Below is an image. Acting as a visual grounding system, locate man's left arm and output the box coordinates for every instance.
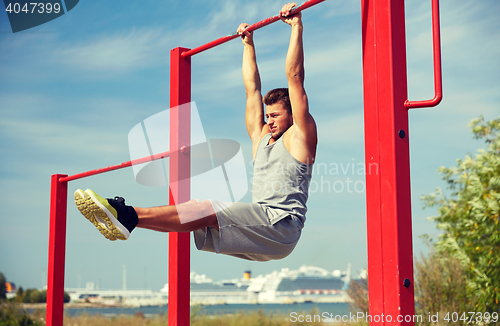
[281,3,317,161]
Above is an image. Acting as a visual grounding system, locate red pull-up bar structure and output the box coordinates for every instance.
[46,0,442,325]
[169,1,325,324]
[362,0,442,325]
[181,0,326,58]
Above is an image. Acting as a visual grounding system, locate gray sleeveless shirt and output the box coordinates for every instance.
[252,133,314,224]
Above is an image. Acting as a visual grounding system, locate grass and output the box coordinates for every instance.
[60,311,353,326]
[59,307,368,326]
[2,305,364,326]
[2,302,366,326]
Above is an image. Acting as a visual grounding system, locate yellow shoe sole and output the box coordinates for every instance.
[74,189,129,241]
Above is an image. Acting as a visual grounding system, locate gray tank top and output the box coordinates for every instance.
[252,133,313,224]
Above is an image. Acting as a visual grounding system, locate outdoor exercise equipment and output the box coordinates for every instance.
[46,0,442,325]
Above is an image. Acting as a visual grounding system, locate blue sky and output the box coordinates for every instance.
[0,0,498,291]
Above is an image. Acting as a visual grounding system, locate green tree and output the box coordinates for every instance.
[346,277,369,314]
[422,116,500,313]
[346,277,369,326]
[63,291,70,303]
[20,289,47,304]
[0,302,41,326]
[0,273,6,301]
[414,250,474,325]
[15,287,24,303]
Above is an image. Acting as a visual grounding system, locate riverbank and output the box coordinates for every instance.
[18,302,364,325]
[25,306,362,326]
[25,302,350,316]
[21,302,123,309]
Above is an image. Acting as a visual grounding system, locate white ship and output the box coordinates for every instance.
[65,282,168,307]
[247,265,351,304]
[160,271,252,305]
[163,264,351,305]
[65,265,351,306]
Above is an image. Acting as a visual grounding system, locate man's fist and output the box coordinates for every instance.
[237,23,253,46]
[279,2,302,26]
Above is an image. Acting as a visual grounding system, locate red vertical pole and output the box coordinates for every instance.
[361,0,415,325]
[168,47,191,325]
[46,174,68,326]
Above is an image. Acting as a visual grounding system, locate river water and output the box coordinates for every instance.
[64,302,350,318]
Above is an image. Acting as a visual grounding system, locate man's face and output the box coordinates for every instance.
[265,102,293,140]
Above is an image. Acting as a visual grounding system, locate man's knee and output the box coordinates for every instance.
[195,200,215,215]
[177,199,217,227]
[197,200,218,229]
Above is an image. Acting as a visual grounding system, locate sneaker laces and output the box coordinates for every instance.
[114,196,125,204]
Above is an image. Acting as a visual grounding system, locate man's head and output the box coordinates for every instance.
[263,88,293,140]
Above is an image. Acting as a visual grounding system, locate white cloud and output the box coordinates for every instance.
[306,41,361,75]
[0,117,123,157]
[317,114,364,147]
[54,29,172,74]
[321,0,360,18]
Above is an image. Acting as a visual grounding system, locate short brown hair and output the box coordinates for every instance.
[263,88,291,113]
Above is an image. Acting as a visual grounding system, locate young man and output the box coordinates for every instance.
[74,3,317,262]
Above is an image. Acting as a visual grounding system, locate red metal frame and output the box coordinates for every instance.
[362,0,415,322]
[46,174,68,326]
[362,0,441,325]
[60,149,175,183]
[361,0,414,325]
[46,0,442,324]
[46,152,184,325]
[405,0,442,109]
[168,47,192,326]
[181,0,325,58]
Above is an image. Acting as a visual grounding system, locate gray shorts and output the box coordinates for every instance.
[193,200,303,262]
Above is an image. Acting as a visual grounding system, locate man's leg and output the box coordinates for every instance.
[135,199,218,233]
[75,189,218,241]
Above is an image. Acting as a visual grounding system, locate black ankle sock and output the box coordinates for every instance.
[126,206,139,227]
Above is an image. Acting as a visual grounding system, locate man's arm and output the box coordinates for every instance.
[281,3,317,163]
[238,23,266,156]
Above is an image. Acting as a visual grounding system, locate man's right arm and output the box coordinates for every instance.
[238,24,266,157]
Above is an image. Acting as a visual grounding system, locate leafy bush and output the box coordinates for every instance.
[345,277,369,326]
[346,277,368,313]
[414,249,475,325]
[0,302,42,326]
[422,116,500,312]
[347,117,500,321]
[0,273,6,301]
[13,288,69,304]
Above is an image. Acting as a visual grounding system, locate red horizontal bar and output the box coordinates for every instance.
[405,0,442,109]
[59,149,174,183]
[181,0,325,57]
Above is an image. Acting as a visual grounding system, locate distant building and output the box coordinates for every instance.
[5,282,17,299]
[64,265,352,306]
